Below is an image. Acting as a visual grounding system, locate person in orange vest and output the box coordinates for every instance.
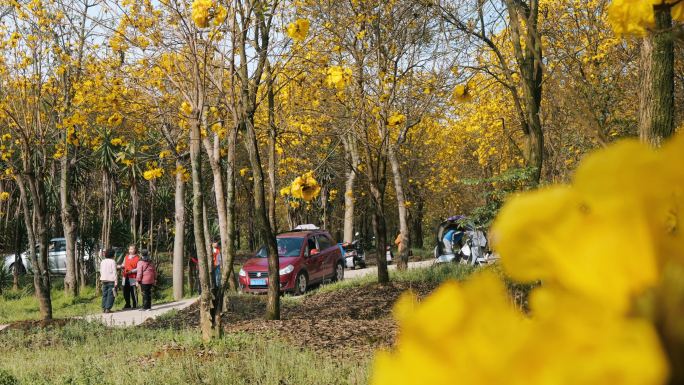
[212,239,222,287]
[119,244,140,309]
[394,233,403,251]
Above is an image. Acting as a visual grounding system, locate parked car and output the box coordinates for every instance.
[238,229,345,295]
[2,238,92,275]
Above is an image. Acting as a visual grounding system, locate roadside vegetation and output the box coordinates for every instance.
[0,321,368,385]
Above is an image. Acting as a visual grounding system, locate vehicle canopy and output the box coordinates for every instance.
[434,215,475,256]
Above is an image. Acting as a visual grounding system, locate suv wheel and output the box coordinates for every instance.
[333,262,344,282]
[294,272,308,295]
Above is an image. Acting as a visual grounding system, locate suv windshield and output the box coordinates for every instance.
[256,237,304,258]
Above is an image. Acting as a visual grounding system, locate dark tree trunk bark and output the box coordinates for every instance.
[411,199,424,249]
[640,5,675,147]
[244,117,280,320]
[16,174,52,320]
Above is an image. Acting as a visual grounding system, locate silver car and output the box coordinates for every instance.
[2,238,90,275]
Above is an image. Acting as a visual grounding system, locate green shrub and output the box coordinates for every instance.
[0,369,19,385]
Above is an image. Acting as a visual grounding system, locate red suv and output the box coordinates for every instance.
[238,230,345,295]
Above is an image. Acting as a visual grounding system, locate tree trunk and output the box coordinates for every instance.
[223,126,239,294]
[130,181,139,243]
[148,182,154,249]
[244,117,280,320]
[388,145,410,270]
[504,0,544,185]
[189,114,215,342]
[12,205,21,291]
[639,36,654,143]
[16,174,52,320]
[411,198,424,249]
[640,5,675,147]
[342,135,360,243]
[266,60,278,232]
[370,181,390,284]
[60,156,78,296]
[202,201,213,278]
[173,160,186,301]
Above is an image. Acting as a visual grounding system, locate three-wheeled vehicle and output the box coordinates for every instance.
[433,216,497,265]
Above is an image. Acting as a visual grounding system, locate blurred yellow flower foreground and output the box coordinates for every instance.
[372,133,684,385]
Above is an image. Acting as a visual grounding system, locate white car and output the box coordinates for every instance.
[2,238,91,275]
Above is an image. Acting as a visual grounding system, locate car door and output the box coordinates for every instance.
[315,235,335,280]
[54,239,67,274]
[303,236,322,282]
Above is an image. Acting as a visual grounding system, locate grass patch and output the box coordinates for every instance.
[311,262,477,296]
[0,321,368,385]
[0,280,191,324]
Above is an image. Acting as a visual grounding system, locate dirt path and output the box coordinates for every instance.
[344,259,434,279]
[0,324,8,332]
[83,297,197,327]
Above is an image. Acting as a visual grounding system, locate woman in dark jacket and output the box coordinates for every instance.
[135,249,157,311]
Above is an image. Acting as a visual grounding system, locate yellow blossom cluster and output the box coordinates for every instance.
[372,133,684,385]
[453,83,472,102]
[286,18,310,42]
[283,171,321,202]
[325,66,352,89]
[607,0,684,35]
[0,191,9,201]
[191,0,227,28]
[143,166,164,181]
[387,112,406,128]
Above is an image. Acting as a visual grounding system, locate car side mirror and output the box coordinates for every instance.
[310,248,320,256]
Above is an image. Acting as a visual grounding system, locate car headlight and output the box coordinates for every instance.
[279,264,294,275]
[239,268,246,277]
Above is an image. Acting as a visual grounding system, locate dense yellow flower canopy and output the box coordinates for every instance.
[607,0,684,35]
[286,18,310,42]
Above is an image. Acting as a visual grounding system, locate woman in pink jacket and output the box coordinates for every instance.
[136,249,157,311]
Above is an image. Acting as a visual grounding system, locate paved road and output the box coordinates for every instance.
[82,297,197,327]
[344,259,434,280]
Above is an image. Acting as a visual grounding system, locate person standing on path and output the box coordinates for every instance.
[136,249,157,311]
[100,249,118,313]
[120,245,140,309]
[212,240,222,287]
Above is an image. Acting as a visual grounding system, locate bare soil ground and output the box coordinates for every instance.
[144,281,440,356]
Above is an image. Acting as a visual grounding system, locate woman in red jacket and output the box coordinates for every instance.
[119,245,140,309]
[136,249,157,311]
